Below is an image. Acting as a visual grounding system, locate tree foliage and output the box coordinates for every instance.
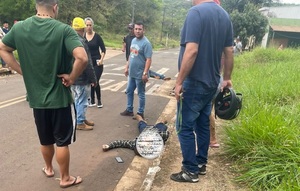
[230,3,268,43]
[222,0,277,47]
[0,0,191,44]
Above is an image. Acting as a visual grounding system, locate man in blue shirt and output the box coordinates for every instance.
[171,0,234,183]
[120,21,153,119]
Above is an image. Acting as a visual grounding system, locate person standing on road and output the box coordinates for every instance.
[171,0,234,183]
[84,17,106,108]
[120,21,153,119]
[0,0,87,188]
[122,23,170,82]
[71,17,97,131]
[122,23,135,62]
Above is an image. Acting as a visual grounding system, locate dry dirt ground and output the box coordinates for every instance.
[148,81,249,191]
[114,77,250,191]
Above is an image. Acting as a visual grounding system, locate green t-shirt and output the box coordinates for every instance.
[2,16,83,108]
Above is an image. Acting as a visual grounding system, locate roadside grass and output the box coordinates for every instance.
[223,48,300,190]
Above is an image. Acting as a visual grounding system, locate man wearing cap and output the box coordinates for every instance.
[71,17,97,131]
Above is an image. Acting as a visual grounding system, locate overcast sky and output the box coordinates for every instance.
[280,0,300,4]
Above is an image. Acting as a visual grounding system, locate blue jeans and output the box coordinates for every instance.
[138,121,168,133]
[176,78,217,174]
[126,77,146,114]
[71,85,89,124]
[149,70,165,79]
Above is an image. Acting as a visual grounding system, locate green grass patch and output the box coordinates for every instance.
[269,18,300,27]
[223,48,300,190]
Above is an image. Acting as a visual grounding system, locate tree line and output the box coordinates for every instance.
[0,0,284,46]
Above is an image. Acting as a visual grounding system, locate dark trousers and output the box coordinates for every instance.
[91,63,103,103]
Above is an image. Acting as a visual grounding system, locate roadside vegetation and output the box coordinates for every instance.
[223,48,300,190]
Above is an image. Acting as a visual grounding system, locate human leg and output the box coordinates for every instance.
[54,106,81,187]
[209,110,219,148]
[90,85,96,106]
[136,78,146,116]
[138,120,147,133]
[56,146,82,187]
[34,108,56,177]
[171,79,216,182]
[72,85,93,130]
[41,145,55,177]
[195,103,212,165]
[121,77,135,115]
[34,106,81,187]
[149,70,165,79]
[71,85,88,124]
[94,65,103,108]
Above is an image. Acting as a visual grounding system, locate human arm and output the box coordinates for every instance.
[142,58,151,83]
[122,36,126,52]
[58,47,88,87]
[0,41,22,74]
[174,42,198,101]
[98,34,106,65]
[124,58,129,77]
[221,46,234,90]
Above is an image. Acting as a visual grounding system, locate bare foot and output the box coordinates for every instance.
[60,176,82,188]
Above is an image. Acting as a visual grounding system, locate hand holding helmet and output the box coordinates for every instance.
[215,87,243,120]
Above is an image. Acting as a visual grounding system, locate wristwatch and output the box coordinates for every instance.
[143,72,147,76]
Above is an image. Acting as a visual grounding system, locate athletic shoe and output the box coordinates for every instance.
[76,123,93,131]
[170,168,199,183]
[120,110,134,116]
[84,120,94,126]
[88,102,96,107]
[198,165,206,175]
[97,101,103,108]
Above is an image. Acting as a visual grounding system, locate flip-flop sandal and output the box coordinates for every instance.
[209,143,220,148]
[60,176,82,188]
[42,167,54,178]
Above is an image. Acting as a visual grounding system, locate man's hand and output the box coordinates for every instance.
[91,82,97,87]
[124,63,129,77]
[174,84,183,102]
[220,80,232,92]
[57,74,74,87]
[142,75,148,83]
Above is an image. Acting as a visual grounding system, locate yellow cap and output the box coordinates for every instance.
[72,17,86,30]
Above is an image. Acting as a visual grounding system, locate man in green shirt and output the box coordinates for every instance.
[0,0,87,188]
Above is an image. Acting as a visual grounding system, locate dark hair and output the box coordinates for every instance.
[134,21,145,28]
[3,21,8,24]
[36,0,58,5]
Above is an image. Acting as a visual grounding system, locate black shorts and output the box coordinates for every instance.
[33,104,76,147]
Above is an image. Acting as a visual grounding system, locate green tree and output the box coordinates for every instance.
[230,3,268,43]
[0,0,35,24]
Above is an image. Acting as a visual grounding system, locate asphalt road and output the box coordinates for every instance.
[0,48,179,191]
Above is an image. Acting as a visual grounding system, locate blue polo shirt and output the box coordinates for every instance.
[179,2,233,89]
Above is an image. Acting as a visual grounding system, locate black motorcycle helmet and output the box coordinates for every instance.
[215,87,242,120]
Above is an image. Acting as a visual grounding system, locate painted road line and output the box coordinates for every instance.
[0,95,26,108]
